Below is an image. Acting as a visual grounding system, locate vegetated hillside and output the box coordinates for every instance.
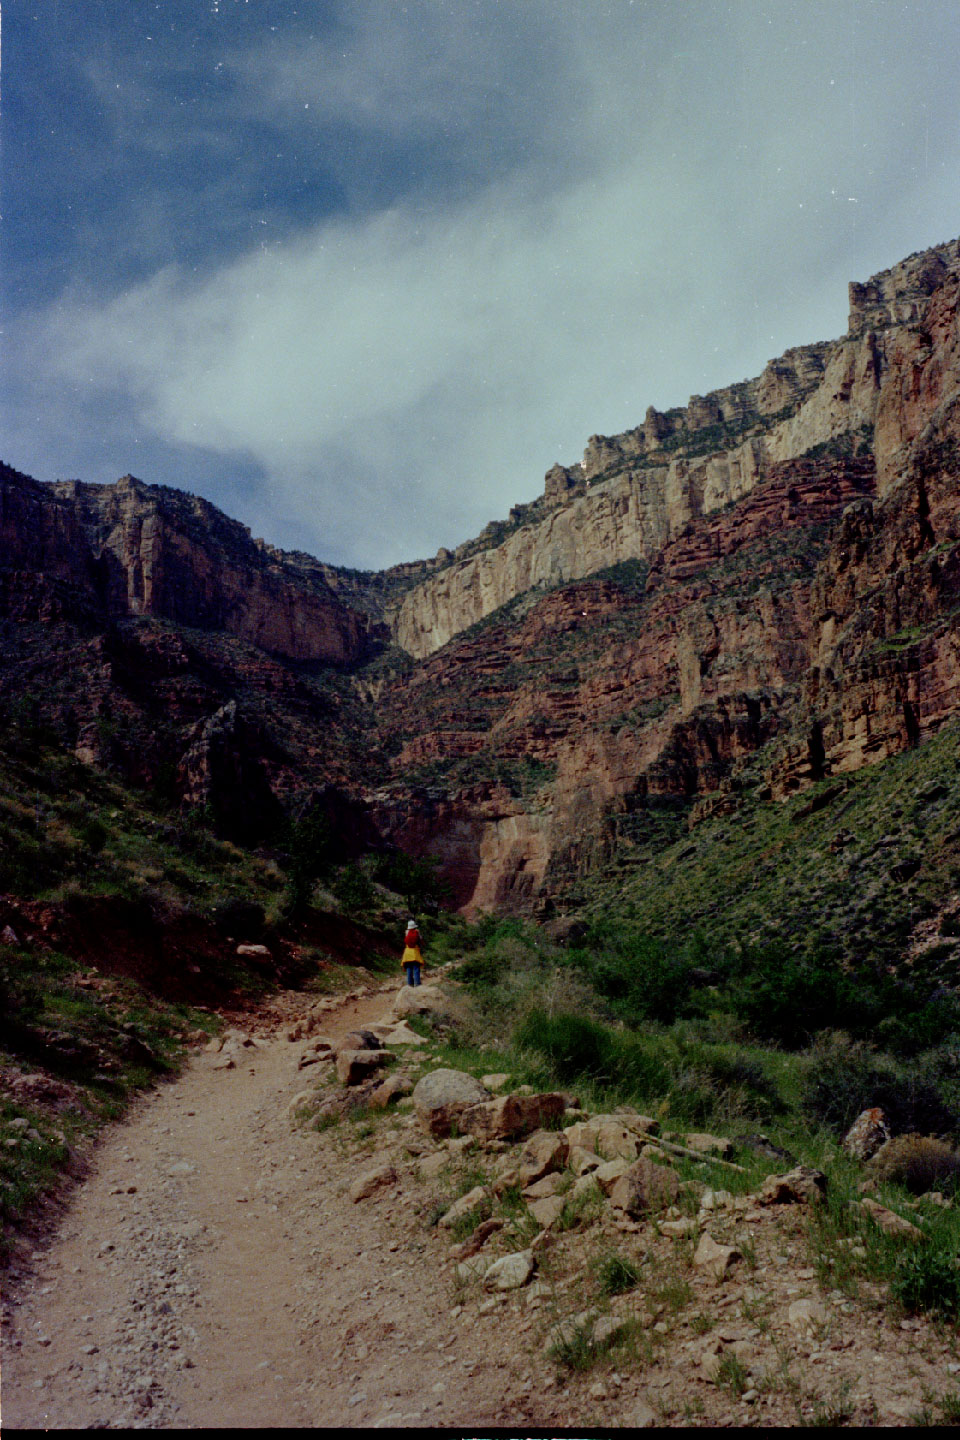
[0,713,449,1252]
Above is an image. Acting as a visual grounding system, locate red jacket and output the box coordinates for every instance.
[405,926,420,948]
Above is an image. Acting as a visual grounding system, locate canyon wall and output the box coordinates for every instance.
[4,236,960,913]
[0,468,368,666]
[393,239,960,659]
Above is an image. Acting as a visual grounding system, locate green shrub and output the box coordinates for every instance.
[797,1033,958,1136]
[730,943,867,1048]
[332,864,374,913]
[869,1135,960,1195]
[891,1248,960,1318]
[514,1009,616,1085]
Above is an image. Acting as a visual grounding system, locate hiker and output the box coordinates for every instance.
[401,918,423,987]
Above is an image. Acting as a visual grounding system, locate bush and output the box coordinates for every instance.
[797,1033,958,1136]
[869,1135,960,1195]
[891,1248,960,1318]
[514,1009,616,1085]
[730,943,867,1048]
[594,1251,641,1295]
[332,864,374,914]
[568,932,700,1026]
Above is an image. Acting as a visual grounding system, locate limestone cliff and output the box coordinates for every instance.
[393,240,960,660]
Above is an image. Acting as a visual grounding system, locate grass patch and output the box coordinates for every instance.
[594,1249,642,1296]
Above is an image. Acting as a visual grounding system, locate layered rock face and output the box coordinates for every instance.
[4,237,960,913]
[370,238,960,910]
[1,468,368,665]
[393,239,960,660]
[371,457,875,909]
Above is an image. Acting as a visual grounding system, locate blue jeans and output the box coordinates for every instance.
[404,962,421,987]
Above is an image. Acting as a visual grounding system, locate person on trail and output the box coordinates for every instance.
[401,919,424,987]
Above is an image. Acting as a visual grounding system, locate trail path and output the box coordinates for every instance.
[5,978,960,1430]
[1,981,532,1430]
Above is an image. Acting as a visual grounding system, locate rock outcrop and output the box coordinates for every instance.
[392,240,960,661]
[4,235,960,913]
[1,468,368,665]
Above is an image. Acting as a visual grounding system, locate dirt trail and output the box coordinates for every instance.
[1,981,531,1429]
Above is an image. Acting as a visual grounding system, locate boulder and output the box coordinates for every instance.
[594,1120,642,1161]
[595,1117,641,1163]
[336,1049,390,1086]
[298,1038,335,1070]
[483,1249,536,1290]
[456,1254,490,1283]
[480,1072,511,1091]
[859,1196,924,1240]
[392,985,445,1018]
[449,1218,503,1262]
[563,1120,600,1151]
[526,1194,566,1229]
[608,1157,680,1217]
[841,1107,891,1162]
[571,1173,602,1203]
[517,1129,569,1185]
[683,1132,734,1159]
[379,1021,423,1046]
[568,1145,603,1176]
[418,1151,448,1181]
[412,1069,491,1137]
[438,1185,489,1229]
[757,1165,827,1206]
[367,1073,414,1109]
[335,1029,383,1056]
[660,1217,699,1238]
[458,1092,567,1144]
[693,1231,741,1280]
[447,1135,477,1157]
[521,1173,565,1200]
[594,1156,634,1194]
[349,1163,397,1203]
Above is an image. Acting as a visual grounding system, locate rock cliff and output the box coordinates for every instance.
[393,240,960,660]
[4,236,960,912]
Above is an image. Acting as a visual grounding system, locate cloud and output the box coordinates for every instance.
[8,0,960,568]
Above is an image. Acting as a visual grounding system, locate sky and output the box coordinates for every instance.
[2,1,959,571]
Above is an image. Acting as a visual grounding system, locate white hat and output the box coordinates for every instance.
[407,918,416,928]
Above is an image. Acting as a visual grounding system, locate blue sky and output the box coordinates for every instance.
[3,0,959,569]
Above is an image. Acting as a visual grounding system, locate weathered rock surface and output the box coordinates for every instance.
[608,1157,680,1217]
[457,1093,567,1144]
[335,1049,390,1086]
[757,1165,827,1205]
[482,1249,536,1291]
[842,1108,891,1162]
[348,1163,397,1203]
[693,1231,741,1280]
[411,1069,491,1137]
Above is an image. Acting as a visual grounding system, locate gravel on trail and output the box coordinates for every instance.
[0,985,533,1430]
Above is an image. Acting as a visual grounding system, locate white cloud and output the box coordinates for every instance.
[11,0,960,568]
